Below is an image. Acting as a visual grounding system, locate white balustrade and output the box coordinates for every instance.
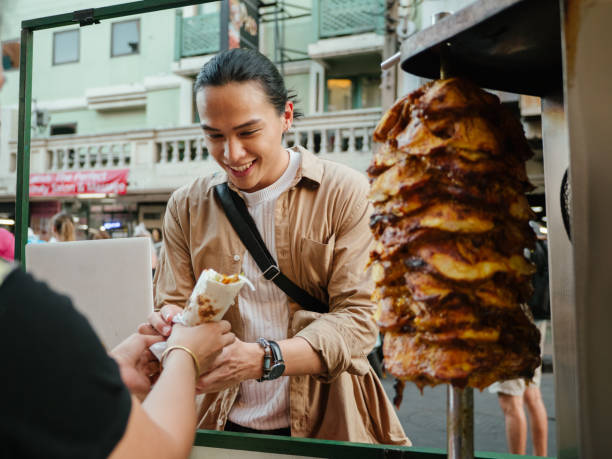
[171,140,179,163]
[320,128,327,154]
[185,139,193,162]
[5,108,382,185]
[348,127,356,153]
[50,149,58,170]
[195,137,204,161]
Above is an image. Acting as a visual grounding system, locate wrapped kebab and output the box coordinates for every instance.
[150,269,254,360]
[367,78,541,402]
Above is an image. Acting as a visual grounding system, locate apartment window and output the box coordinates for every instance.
[360,75,382,108]
[326,75,382,112]
[2,40,20,70]
[53,30,79,65]
[326,79,353,112]
[50,124,77,136]
[112,20,140,57]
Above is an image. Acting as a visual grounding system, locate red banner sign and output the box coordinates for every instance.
[29,169,129,197]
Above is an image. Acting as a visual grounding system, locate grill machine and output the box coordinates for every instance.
[383,0,612,457]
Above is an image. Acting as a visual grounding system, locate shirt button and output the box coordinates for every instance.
[233,254,240,262]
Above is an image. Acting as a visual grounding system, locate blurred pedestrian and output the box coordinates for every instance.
[133,223,158,273]
[27,228,45,244]
[489,222,550,456]
[50,212,76,242]
[93,230,111,240]
[151,228,163,259]
[0,228,15,261]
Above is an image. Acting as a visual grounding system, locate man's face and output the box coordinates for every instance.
[196,81,293,192]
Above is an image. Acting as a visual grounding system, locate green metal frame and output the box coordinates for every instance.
[14,0,217,266]
[192,430,542,458]
[15,2,541,458]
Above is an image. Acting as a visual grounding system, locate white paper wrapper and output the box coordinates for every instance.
[150,269,254,360]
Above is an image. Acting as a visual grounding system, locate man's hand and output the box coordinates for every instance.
[110,334,164,401]
[138,304,183,337]
[195,339,264,394]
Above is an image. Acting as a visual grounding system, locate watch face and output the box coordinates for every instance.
[269,363,285,379]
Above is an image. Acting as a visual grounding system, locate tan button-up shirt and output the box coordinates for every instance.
[154,146,410,445]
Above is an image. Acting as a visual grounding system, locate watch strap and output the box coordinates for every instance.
[268,340,284,364]
[256,338,272,382]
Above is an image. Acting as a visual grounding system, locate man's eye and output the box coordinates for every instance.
[239,130,259,137]
[206,133,223,140]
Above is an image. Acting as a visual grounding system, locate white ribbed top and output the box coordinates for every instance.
[227,149,300,430]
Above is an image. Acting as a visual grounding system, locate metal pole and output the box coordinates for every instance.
[14,27,34,266]
[381,52,401,71]
[433,12,452,80]
[447,386,474,459]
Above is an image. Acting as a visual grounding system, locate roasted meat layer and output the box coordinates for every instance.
[368,78,542,397]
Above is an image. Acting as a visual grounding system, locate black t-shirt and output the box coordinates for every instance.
[0,267,131,459]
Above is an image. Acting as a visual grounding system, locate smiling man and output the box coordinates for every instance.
[145,48,409,446]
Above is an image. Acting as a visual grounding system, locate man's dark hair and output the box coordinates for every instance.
[194,48,303,118]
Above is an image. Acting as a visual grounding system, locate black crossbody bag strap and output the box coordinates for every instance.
[214,183,328,314]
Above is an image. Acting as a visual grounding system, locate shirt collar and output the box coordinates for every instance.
[292,145,323,187]
[205,145,322,194]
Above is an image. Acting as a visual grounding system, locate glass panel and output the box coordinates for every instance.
[53,30,79,65]
[327,78,352,112]
[360,75,381,108]
[112,20,140,56]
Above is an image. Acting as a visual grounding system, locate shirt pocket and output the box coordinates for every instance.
[193,248,243,278]
[300,234,335,291]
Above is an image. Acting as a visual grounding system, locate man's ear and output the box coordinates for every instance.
[283,100,294,132]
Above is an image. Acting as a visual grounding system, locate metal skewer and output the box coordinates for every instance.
[432,10,475,459]
[447,386,474,458]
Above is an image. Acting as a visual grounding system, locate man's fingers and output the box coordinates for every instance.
[137,333,165,346]
[221,332,236,347]
[201,349,224,373]
[217,320,232,334]
[147,311,172,336]
[144,360,161,375]
[138,322,159,336]
[160,304,182,322]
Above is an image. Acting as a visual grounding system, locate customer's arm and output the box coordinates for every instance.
[109,321,234,459]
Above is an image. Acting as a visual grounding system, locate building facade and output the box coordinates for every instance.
[1,0,542,239]
[0,0,395,238]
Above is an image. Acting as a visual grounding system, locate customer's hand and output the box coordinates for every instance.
[167,320,235,375]
[195,338,263,394]
[138,304,183,337]
[110,333,164,401]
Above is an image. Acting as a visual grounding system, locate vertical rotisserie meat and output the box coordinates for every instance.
[368,78,541,398]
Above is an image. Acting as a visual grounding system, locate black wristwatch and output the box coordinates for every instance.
[256,338,285,381]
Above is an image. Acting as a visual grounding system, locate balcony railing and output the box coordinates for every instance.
[5,108,382,193]
[319,0,385,38]
[175,11,220,59]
